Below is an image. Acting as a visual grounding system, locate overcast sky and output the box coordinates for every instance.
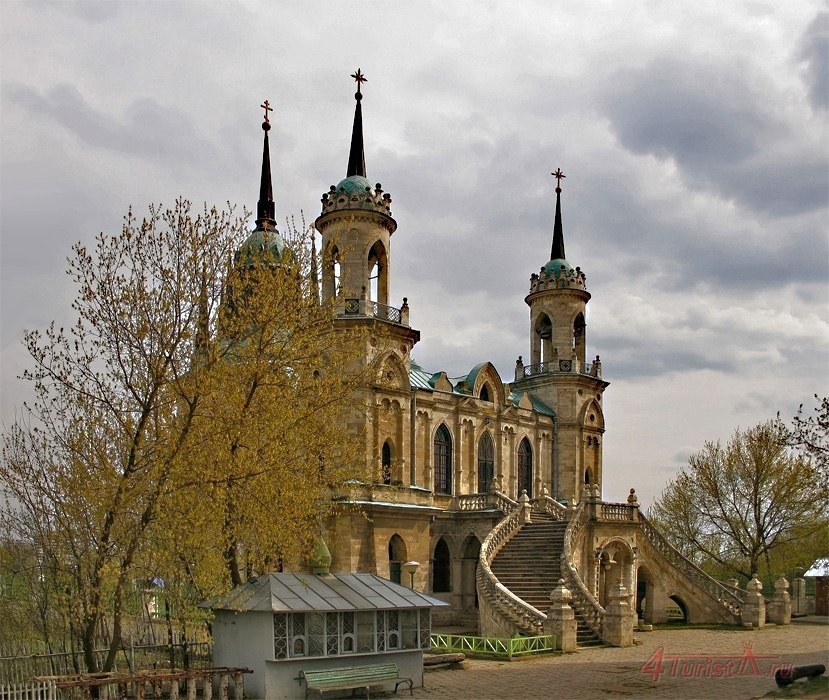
[1,0,827,507]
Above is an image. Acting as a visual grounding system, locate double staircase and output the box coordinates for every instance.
[489,511,603,646]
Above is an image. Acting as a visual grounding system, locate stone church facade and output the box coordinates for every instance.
[251,74,749,644]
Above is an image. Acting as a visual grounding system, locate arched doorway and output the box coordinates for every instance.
[388,534,407,585]
[477,432,494,493]
[432,539,451,593]
[461,536,481,614]
[518,437,533,497]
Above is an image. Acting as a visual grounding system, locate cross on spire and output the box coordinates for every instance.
[261,99,273,124]
[351,69,367,94]
[552,168,566,191]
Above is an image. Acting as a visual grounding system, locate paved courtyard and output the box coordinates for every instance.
[415,618,829,699]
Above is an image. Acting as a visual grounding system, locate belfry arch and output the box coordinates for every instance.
[367,239,389,305]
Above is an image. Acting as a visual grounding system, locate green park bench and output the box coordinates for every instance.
[300,662,413,699]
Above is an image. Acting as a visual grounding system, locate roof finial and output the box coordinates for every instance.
[346,70,367,178]
[351,68,367,99]
[550,168,566,261]
[261,99,273,128]
[256,99,276,230]
[552,167,565,192]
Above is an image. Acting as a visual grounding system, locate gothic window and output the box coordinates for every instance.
[477,431,495,493]
[382,440,392,485]
[518,437,533,497]
[584,468,591,485]
[480,383,491,402]
[433,424,452,495]
[433,538,451,592]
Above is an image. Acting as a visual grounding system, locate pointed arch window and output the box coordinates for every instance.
[382,441,392,485]
[480,384,491,402]
[477,432,495,493]
[433,424,452,495]
[433,538,451,592]
[518,437,533,497]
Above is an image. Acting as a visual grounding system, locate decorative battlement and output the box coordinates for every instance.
[320,182,393,216]
[528,265,587,294]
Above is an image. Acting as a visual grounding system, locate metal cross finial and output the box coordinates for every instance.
[351,69,367,93]
[261,100,273,124]
[552,168,566,187]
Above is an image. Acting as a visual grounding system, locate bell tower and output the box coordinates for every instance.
[313,70,420,356]
[513,170,608,502]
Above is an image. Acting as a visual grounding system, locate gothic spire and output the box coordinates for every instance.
[256,100,276,230]
[346,69,367,178]
[310,227,320,304]
[550,168,566,261]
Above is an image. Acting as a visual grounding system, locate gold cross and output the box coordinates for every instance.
[552,168,566,186]
[351,69,367,92]
[261,100,273,123]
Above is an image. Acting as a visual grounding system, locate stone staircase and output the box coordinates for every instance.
[490,511,603,646]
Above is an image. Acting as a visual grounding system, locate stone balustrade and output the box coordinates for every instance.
[638,512,742,617]
[560,501,605,638]
[478,504,546,635]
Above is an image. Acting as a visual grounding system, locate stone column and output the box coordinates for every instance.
[741,574,766,628]
[603,581,634,647]
[544,579,577,652]
[767,577,792,625]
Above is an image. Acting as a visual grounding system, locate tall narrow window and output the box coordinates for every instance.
[433,424,452,495]
[518,437,533,497]
[382,441,392,484]
[477,431,494,493]
[433,538,451,592]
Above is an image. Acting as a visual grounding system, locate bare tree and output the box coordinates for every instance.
[649,421,829,581]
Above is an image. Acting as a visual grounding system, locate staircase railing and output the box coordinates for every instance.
[478,502,546,635]
[531,494,568,520]
[638,512,742,617]
[560,501,605,638]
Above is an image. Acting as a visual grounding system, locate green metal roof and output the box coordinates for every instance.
[235,226,287,267]
[336,174,373,195]
[543,257,574,277]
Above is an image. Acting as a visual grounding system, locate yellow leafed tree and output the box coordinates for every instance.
[0,200,372,670]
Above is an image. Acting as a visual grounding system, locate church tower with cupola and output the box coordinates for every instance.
[512,170,608,503]
[314,72,419,376]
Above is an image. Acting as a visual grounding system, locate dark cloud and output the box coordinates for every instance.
[3,83,218,168]
[798,10,829,111]
[600,55,828,218]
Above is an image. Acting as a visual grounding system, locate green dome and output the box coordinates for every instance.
[235,226,287,268]
[336,174,373,195]
[543,258,574,277]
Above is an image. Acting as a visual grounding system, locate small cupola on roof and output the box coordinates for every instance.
[319,69,394,218]
[542,168,574,278]
[235,100,287,268]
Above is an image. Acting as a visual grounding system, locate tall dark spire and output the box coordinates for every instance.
[256,100,276,230]
[550,168,566,260]
[346,69,367,178]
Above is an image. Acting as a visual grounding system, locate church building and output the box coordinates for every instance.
[246,72,749,644]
